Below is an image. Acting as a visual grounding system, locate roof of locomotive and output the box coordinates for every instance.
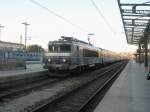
[48,36,105,51]
[48,36,89,44]
[48,36,101,50]
[47,36,121,57]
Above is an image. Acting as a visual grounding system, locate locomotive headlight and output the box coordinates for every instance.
[48,58,51,62]
[62,58,66,62]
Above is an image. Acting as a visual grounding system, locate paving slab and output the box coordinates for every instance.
[94,60,150,112]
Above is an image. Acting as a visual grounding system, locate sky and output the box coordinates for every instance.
[0,0,143,52]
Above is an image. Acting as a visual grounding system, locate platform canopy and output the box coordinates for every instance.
[118,0,150,45]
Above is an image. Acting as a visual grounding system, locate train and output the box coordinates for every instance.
[0,50,41,61]
[43,36,125,76]
[0,49,42,70]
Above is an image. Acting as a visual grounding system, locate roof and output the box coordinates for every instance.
[49,36,90,45]
[0,41,24,50]
[48,36,103,51]
[118,0,150,45]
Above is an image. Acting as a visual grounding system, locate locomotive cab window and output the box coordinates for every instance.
[60,44,71,52]
[49,45,53,52]
[48,45,59,52]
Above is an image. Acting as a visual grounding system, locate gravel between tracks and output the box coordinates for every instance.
[0,62,122,112]
[0,71,99,112]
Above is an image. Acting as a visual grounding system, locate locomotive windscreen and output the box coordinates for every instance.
[48,44,71,52]
[49,45,59,52]
[60,44,71,52]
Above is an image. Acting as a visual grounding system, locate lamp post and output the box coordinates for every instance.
[0,24,4,41]
[22,22,30,49]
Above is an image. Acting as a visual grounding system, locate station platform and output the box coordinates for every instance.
[94,60,150,112]
[0,64,47,83]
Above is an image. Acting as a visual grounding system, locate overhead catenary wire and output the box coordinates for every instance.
[29,0,88,33]
[90,0,116,36]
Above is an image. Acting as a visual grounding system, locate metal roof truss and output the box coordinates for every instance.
[118,0,150,45]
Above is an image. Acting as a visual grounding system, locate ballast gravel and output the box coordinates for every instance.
[0,71,101,112]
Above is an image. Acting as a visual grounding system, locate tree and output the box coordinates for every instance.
[27,44,45,52]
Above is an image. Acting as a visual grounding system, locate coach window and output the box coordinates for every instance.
[5,52,9,58]
[9,52,13,58]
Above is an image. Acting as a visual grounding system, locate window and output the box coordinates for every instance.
[60,44,71,52]
[9,52,13,58]
[48,44,71,52]
[5,52,9,58]
[54,45,59,52]
[48,45,59,52]
[77,46,79,51]
[49,45,53,52]
[83,49,98,57]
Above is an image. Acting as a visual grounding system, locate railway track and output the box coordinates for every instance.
[31,61,128,112]
[79,62,127,112]
[0,61,128,112]
[0,62,119,100]
[0,75,59,100]
[0,64,107,100]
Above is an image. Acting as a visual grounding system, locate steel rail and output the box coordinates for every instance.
[0,62,121,101]
[78,62,127,112]
[31,61,127,112]
[0,77,59,100]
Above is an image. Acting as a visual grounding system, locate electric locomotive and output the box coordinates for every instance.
[43,36,121,76]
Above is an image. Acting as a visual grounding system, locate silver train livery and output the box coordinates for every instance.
[43,36,123,76]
